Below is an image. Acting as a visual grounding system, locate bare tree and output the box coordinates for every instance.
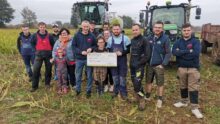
[21,7,37,27]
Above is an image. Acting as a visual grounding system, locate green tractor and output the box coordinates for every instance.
[71,1,109,29]
[139,0,201,45]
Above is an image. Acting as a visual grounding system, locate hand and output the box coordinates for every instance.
[50,58,54,63]
[156,65,164,69]
[190,49,193,53]
[87,48,92,53]
[116,51,122,56]
[82,51,87,55]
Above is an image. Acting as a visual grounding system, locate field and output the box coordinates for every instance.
[0,29,220,124]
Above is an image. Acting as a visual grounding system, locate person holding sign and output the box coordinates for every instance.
[106,24,131,100]
[72,20,97,98]
[130,24,151,110]
[93,36,108,95]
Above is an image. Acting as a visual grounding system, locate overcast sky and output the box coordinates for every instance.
[7,0,220,26]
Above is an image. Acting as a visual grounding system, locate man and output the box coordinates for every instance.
[145,21,171,108]
[89,20,99,37]
[30,22,55,92]
[130,24,151,110]
[17,25,35,81]
[72,20,97,98]
[51,24,60,42]
[172,23,203,119]
[106,24,131,100]
[51,23,60,80]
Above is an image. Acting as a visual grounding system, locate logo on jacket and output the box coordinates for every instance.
[149,40,153,44]
[157,41,161,45]
[87,38,92,43]
[187,43,193,49]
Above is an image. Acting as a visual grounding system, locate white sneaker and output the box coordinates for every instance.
[173,102,188,108]
[104,85,108,92]
[109,85,114,92]
[192,109,203,119]
[156,99,162,108]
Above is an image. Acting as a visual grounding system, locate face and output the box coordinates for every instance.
[57,50,63,57]
[53,27,59,33]
[103,24,109,31]
[90,24,95,31]
[97,38,105,48]
[182,27,192,39]
[103,30,110,41]
[132,25,141,37]
[112,26,121,36]
[38,24,46,34]
[60,30,68,38]
[153,24,163,36]
[22,27,29,36]
[81,22,90,34]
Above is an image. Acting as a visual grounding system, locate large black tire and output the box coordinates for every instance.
[201,40,207,53]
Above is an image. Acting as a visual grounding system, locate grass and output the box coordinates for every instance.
[0,29,220,123]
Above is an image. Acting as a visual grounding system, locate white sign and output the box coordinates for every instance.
[87,53,117,67]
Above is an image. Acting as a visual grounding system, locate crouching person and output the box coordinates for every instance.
[172,23,203,119]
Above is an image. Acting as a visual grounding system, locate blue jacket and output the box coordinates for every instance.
[72,31,97,60]
[147,33,171,66]
[52,38,75,62]
[17,32,35,55]
[172,36,201,69]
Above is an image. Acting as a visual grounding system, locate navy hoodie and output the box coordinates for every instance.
[172,36,201,69]
[72,31,97,60]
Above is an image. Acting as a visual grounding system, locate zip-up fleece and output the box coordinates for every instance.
[147,33,171,66]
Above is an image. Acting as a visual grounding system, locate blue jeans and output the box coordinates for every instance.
[75,59,93,93]
[22,54,35,77]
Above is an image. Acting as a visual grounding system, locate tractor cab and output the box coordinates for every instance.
[72,1,108,28]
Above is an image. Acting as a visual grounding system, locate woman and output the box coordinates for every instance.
[52,28,76,90]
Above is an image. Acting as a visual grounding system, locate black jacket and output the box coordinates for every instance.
[130,34,151,68]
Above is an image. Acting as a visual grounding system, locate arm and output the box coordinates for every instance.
[162,38,172,66]
[182,40,201,60]
[139,38,151,65]
[72,34,82,55]
[122,36,131,55]
[172,40,190,56]
[31,33,37,50]
[52,41,59,59]
[49,35,55,47]
[17,36,21,54]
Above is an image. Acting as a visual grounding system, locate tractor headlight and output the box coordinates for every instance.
[169,30,177,35]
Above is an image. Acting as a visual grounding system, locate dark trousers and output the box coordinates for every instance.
[22,54,35,77]
[104,68,113,85]
[67,64,76,87]
[130,65,145,93]
[32,55,52,89]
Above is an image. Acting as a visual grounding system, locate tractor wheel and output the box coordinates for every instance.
[211,40,220,65]
[201,40,207,53]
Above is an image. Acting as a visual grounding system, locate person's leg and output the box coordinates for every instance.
[67,64,76,87]
[86,62,93,96]
[188,68,203,118]
[22,55,32,78]
[177,68,189,104]
[32,55,43,90]
[145,66,154,99]
[118,57,128,98]
[155,66,165,108]
[111,66,120,96]
[75,60,84,94]
[44,57,52,86]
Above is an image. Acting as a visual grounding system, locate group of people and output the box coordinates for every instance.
[17,20,203,119]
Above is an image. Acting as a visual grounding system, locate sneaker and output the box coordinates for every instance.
[156,99,162,108]
[192,109,203,119]
[86,92,91,98]
[63,87,68,94]
[173,102,188,108]
[104,85,108,92]
[109,85,114,92]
